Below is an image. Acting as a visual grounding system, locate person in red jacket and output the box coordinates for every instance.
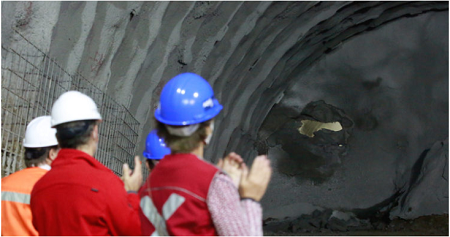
[1,116,59,236]
[30,91,143,236]
[139,129,245,235]
[148,72,272,236]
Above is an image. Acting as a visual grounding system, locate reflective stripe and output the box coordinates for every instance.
[162,194,185,220]
[141,196,167,236]
[140,193,185,236]
[1,191,30,204]
[151,186,205,202]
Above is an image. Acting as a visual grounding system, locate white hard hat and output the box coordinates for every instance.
[23,116,58,148]
[51,91,102,127]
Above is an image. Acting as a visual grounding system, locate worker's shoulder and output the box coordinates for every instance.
[76,165,123,190]
[31,167,122,198]
[2,168,45,190]
[94,168,122,185]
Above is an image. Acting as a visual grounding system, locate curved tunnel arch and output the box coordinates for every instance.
[211,1,447,161]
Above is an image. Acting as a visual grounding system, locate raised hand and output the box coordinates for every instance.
[239,155,272,202]
[217,152,243,187]
[122,156,143,192]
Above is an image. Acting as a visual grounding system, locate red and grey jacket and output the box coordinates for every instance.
[148,153,220,236]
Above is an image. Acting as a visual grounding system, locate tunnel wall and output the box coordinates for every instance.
[257,10,448,220]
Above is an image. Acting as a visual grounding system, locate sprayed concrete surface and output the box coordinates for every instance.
[2,1,448,233]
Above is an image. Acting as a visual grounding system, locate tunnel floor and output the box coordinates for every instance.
[264,214,448,236]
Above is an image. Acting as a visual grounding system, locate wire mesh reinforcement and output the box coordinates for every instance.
[1,30,140,177]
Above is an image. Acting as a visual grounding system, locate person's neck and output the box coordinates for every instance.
[190,143,204,159]
[76,143,96,157]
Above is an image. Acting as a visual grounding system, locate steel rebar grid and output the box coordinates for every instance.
[1,29,140,177]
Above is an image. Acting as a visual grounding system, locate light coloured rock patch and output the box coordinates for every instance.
[298,120,343,138]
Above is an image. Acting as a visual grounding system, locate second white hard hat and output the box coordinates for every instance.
[51,91,102,127]
[23,116,58,148]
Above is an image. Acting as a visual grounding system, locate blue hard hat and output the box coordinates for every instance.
[143,129,171,160]
[154,72,223,126]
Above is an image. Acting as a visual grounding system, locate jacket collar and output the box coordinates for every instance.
[38,164,51,171]
[52,148,111,172]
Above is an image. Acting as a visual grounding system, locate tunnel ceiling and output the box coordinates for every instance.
[2,1,448,222]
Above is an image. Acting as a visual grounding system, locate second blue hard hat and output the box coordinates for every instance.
[154,72,223,126]
[143,129,171,160]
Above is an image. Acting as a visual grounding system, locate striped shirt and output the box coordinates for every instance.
[207,173,263,236]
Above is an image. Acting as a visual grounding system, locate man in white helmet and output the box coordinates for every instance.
[1,116,59,236]
[30,91,143,236]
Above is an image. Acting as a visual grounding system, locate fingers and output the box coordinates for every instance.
[240,162,249,180]
[224,156,233,167]
[247,155,272,189]
[238,155,272,201]
[216,158,224,168]
[250,155,270,174]
[122,156,143,192]
[228,152,243,163]
[224,152,243,169]
[122,163,130,178]
[133,156,142,174]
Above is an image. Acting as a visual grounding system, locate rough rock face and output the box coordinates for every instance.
[2,1,448,224]
[390,139,449,219]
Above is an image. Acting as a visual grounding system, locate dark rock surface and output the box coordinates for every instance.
[264,214,448,236]
[258,7,448,222]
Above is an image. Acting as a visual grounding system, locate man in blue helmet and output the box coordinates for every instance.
[147,72,272,236]
[139,129,244,235]
[139,129,171,235]
[142,129,170,172]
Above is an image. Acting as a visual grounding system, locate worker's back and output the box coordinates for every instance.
[30,149,141,236]
[150,153,219,236]
[2,167,48,236]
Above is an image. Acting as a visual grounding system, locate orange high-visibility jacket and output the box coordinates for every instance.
[1,166,49,236]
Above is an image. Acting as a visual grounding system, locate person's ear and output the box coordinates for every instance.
[92,124,99,141]
[206,125,212,135]
[47,147,60,164]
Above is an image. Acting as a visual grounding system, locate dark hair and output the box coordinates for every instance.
[156,119,211,154]
[146,159,157,171]
[55,120,97,149]
[24,145,58,168]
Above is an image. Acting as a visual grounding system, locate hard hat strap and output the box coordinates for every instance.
[165,124,199,137]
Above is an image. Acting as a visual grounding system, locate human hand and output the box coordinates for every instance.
[218,152,243,187]
[122,156,143,192]
[239,155,272,201]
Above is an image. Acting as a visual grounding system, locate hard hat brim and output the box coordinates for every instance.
[154,101,223,126]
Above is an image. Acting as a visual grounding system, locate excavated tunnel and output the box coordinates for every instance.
[2,1,448,234]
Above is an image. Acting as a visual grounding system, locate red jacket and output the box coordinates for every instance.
[149,153,219,236]
[30,149,141,236]
[2,167,48,236]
